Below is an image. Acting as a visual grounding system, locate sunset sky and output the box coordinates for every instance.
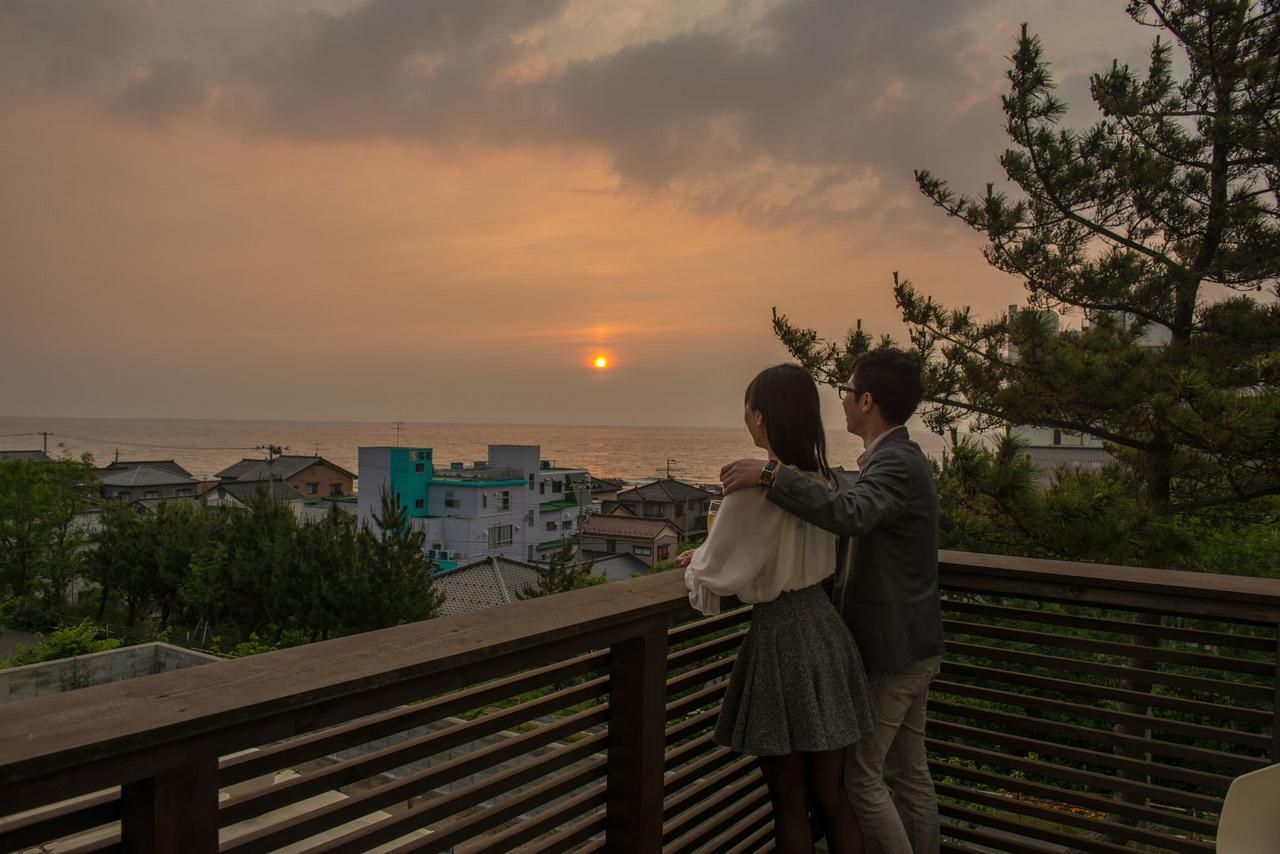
[1,1,1155,428]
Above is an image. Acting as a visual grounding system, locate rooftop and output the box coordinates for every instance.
[616,478,717,504]
[581,515,678,540]
[433,556,542,617]
[217,455,355,483]
[99,465,197,488]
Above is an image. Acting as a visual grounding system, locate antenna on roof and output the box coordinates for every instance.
[654,458,684,478]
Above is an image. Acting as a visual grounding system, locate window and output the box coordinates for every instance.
[606,539,617,554]
[657,545,670,561]
[527,545,535,560]
[528,474,535,490]
[547,520,557,531]
[488,524,513,546]
[500,491,510,510]
[482,494,488,509]
[307,482,319,495]
[144,490,159,498]
[414,498,424,509]
[553,480,563,493]
[444,490,458,509]
[540,481,546,495]
[116,491,129,499]
[330,484,343,496]
[644,503,664,518]
[415,462,425,473]
[633,545,652,556]
[176,488,192,496]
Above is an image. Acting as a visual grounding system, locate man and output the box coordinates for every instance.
[721,346,943,854]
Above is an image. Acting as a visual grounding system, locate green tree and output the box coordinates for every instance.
[0,456,98,617]
[520,541,602,598]
[1,618,122,668]
[774,1,1279,564]
[353,487,443,630]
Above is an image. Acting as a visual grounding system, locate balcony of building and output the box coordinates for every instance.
[1,552,1277,852]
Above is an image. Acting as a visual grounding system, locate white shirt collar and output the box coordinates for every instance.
[857,425,907,470]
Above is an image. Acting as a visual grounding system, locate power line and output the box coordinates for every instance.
[38,433,262,452]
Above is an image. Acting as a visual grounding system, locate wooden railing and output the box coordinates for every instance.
[0,552,1276,852]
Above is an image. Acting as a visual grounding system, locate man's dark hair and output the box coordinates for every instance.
[852,347,924,425]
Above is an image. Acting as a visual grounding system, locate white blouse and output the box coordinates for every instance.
[684,473,839,615]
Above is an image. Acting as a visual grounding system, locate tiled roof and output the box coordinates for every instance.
[102,460,193,478]
[1024,447,1115,470]
[217,455,355,482]
[435,557,543,617]
[216,480,305,503]
[583,551,652,582]
[100,466,197,488]
[615,478,716,504]
[590,476,625,490]
[581,515,677,540]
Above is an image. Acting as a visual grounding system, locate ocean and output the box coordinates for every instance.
[0,416,947,483]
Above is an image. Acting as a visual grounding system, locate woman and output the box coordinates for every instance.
[678,363,873,854]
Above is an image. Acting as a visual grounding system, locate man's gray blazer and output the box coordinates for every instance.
[766,428,943,674]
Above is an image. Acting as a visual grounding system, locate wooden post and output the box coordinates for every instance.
[605,622,669,852]
[1272,627,1280,765]
[120,759,219,853]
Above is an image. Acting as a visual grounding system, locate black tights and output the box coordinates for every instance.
[759,750,864,854]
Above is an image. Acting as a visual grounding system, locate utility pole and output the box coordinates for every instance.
[41,431,49,455]
[393,422,404,448]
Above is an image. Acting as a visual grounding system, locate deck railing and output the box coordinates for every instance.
[0,551,1276,852]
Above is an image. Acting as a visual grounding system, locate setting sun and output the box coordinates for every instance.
[593,355,609,369]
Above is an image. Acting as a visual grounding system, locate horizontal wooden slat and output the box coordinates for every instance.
[943,618,1274,676]
[929,759,1217,836]
[700,799,773,854]
[373,755,609,854]
[221,674,608,826]
[457,781,607,853]
[927,738,1225,814]
[540,808,607,852]
[942,599,1277,652]
[938,550,1280,621]
[724,814,774,854]
[945,640,1273,702]
[667,605,752,646]
[0,789,118,851]
[932,678,1273,752]
[936,782,1212,853]
[941,660,1275,726]
[941,815,1060,853]
[223,707,608,852]
[663,752,756,825]
[938,801,1134,854]
[930,699,1266,775]
[931,718,1233,792]
[665,772,769,852]
[219,648,608,786]
[666,627,749,673]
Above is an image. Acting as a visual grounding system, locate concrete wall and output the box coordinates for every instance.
[0,642,222,705]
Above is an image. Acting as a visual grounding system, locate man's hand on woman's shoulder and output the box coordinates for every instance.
[720,458,767,495]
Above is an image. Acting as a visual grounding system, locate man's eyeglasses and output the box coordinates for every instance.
[837,385,866,401]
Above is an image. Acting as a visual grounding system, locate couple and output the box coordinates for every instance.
[678,347,944,854]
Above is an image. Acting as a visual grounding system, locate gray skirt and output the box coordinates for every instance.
[714,584,875,756]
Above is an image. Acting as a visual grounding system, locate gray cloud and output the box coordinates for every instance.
[0,0,1148,227]
[106,57,207,126]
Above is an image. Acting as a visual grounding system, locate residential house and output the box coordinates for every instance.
[607,478,716,539]
[433,556,543,617]
[579,516,680,569]
[0,450,51,462]
[97,461,198,503]
[357,445,592,568]
[217,455,355,498]
[206,480,306,518]
[588,476,625,504]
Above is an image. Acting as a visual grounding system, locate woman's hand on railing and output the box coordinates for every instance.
[676,549,696,568]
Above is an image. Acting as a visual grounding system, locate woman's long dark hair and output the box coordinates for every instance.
[744,364,832,476]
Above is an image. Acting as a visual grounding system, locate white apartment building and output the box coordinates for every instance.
[357,444,593,569]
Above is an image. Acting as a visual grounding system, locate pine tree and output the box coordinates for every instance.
[520,541,601,599]
[775,1,1279,546]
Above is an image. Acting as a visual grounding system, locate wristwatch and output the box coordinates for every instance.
[758,460,779,488]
